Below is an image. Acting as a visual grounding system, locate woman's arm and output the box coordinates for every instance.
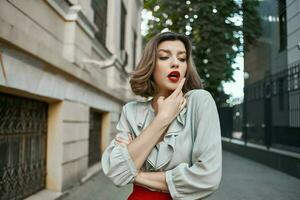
[118,78,186,171]
[115,135,169,191]
[134,171,169,192]
[126,115,169,170]
[103,78,186,187]
[164,90,222,199]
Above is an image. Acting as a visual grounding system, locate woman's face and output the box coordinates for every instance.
[153,40,187,95]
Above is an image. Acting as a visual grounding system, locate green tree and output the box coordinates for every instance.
[143,0,261,105]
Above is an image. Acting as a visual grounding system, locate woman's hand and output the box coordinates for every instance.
[134,171,169,192]
[114,133,133,147]
[156,78,187,125]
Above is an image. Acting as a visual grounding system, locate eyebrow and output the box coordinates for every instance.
[158,49,186,55]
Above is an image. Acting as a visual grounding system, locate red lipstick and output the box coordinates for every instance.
[168,71,180,82]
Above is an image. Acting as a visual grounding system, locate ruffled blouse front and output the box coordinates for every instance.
[101,89,222,200]
[137,94,188,171]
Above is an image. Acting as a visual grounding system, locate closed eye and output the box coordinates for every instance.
[178,58,186,62]
[159,56,169,60]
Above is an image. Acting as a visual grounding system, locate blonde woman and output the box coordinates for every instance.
[101,32,222,200]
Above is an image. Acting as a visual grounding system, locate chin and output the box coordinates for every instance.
[159,80,179,91]
[166,84,177,91]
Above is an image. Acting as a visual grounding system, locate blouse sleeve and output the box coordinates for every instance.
[165,91,222,200]
[101,105,138,187]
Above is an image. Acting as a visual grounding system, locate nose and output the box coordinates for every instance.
[171,57,179,68]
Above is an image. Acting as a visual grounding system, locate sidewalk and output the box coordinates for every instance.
[61,150,300,200]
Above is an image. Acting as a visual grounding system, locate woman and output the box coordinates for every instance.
[101,32,222,200]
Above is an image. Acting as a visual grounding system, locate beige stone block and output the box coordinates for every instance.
[111,111,121,122]
[1,50,43,92]
[77,156,88,180]
[75,25,92,56]
[74,46,89,67]
[47,102,64,192]
[61,156,89,190]
[61,161,78,190]
[63,43,76,62]
[62,100,89,122]
[9,0,65,41]
[64,22,76,43]
[37,70,67,99]
[63,140,88,163]
[0,0,64,57]
[63,122,89,143]
[63,21,76,62]
[101,112,112,153]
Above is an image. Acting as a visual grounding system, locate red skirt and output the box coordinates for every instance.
[127,184,172,200]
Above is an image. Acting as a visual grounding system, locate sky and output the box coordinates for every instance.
[141,8,245,103]
[223,56,244,100]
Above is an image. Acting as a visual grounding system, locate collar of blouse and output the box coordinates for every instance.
[132,90,194,170]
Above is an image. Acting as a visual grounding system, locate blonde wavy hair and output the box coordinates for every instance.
[129,32,203,98]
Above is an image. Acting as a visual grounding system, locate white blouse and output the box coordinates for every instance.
[101,89,222,200]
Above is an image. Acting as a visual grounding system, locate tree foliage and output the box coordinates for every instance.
[143,0,261,105]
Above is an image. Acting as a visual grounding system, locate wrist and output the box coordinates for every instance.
[134,172,146,185]
[155,114,170,127]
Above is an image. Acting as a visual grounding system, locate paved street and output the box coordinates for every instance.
[62,151,300,200]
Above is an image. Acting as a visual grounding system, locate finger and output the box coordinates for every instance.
[115,137,130,145]
[178,91,183,99]
[114,141,126,147]
[116,138,130,144]
[114,140,125,146]
[179,96,185,105]
[183,97,187,106]
[115,139,127,145]
[170,78,186,98]
[116,136,130,141]
[175,92,184,104]
[178,97,184,107]
[180,98,187,110]
[174,78,185,97]
[128,133,133,142]
[115,140,129,146]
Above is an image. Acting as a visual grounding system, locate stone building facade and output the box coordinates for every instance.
[0,0,143,199]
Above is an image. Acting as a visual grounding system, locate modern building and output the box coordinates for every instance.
[0,0,143,199]
[222,0,300,178]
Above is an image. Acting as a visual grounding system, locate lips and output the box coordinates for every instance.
[168,71,180,82]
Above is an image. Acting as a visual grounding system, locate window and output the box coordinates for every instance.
[88,110,102,167]
[92,0,108,46]
[278,0,287,51]
[133,31,137,69]
[120,2,127,50]
[0,93,48,199]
